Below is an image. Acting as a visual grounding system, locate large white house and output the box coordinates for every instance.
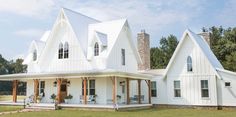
[0,8,236,109]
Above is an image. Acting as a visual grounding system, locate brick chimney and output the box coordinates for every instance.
[198,32,211,46]
[137,30,150,70]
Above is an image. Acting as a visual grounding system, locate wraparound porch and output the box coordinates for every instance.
[0,70,153,109]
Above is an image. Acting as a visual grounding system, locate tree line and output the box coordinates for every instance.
[150,26,236,72]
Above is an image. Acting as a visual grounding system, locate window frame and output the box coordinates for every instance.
[174,80,181,98]
[64,42,69,59]
[187,56,193,72]
[121,49,125,65]
[151,81,157,97]
[94,42,99,56]
[58,43,63,59]
[39,81,45,97]
[33,49,37,61]
[201,80,209,98]
[82,79,96,96]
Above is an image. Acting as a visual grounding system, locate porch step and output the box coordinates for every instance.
[26,104,56,110]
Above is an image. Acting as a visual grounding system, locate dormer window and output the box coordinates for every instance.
[33,49,37,61]
[64,42,69,59]
[58,43,63,59]
[187,56,192,72]
[94,42,99,56]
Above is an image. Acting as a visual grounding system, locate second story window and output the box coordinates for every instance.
[121,49,125,65]
[187,56,192,72]
[33,49,37,61]
[58,43,63,59]
[64,42,69,59]
[94,42,99,56]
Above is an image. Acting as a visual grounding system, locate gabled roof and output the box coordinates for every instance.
[62,8,100,55]
[164,29,223,77]
[95,31,107,46]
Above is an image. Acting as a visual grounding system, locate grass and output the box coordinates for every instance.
[1,108,236,117]
[0,106,22,112]
[0,95,26,101]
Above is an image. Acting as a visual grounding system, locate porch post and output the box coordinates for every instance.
[126,78,130,105]
[83,78,87,104]
[148,80,151,104]
[138,79,141,104]
[112,76,117,104]
[33,79,39,103]
[57,79,62,104]
[12,80,18,103]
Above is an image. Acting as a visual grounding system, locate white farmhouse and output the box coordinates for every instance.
[0,8,236,110]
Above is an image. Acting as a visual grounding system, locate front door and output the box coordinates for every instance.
[60,80,67,103]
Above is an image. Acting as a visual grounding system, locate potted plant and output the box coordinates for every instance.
[50,94,56,103]
[116,95,121,103]
[64,94,73,104]
[36,95,42,103]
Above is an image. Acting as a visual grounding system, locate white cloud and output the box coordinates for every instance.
[14,29,44,38]
[0,0,55,18]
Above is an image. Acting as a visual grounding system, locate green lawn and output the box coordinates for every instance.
[0,95,26,101]
[0,106,22,112]
[1,108,236,117]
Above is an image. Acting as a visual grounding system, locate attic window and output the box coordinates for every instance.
[187,56,192,72]
[58,43,63,59]
[33,50,37,61]
[94,42,99,56]
[225,82,231,87]
[64,42,69,59]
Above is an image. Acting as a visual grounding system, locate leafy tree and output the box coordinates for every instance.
[150,35,178,69]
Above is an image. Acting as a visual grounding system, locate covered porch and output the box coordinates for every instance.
[0,70,153,109]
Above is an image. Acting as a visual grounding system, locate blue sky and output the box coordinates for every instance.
[0,0,235,60]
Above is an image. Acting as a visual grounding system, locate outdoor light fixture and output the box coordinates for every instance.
[53,81,57,87]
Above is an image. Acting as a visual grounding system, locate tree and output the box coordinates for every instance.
[150,35,179,69]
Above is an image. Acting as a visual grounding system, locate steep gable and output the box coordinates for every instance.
[164,29,223,77]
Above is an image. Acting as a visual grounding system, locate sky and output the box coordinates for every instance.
[0,0,236,60]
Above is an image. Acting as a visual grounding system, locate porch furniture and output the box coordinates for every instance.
[26,95,34,104]
[130,95,144,103]
[80,95,96,104]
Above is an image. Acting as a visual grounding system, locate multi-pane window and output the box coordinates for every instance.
[89,80,95,95]
[82,80,95,95]
[174,80,181,97]
[121,49,125,65]
[151,81,157,97]
[187,56,193,72]
[33,50,37,61]
[94,42,99,56]
[201,80,209,98]
[64,42,69,59]
[40,81,45,97]
[58,43,63,59]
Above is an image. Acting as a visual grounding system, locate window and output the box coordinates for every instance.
[64,42,69,59]
[82,79,96,95]
[33,50,37,61]
[94,42,99,56]
[174,81,181,97]
[151,81,157,97]
[40,81,45,97]
[201,80,209,98]
[187,56,193,72]
[121,49,125,65]
[89,80,95,95]
[58,43,63,59]
[225,82,231,87]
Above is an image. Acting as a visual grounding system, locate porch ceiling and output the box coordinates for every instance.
[0,69,153,80]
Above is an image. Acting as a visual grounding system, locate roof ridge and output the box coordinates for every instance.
[62,7,101,22]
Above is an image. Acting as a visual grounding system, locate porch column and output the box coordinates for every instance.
[126,78,130,105]
[33,79,39,103]
[148,80,151,104]
[83,78,87,104]
[111,76,117,104]
[12,80,18,103]
[57,79,62,104]
[138,79,141,104]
